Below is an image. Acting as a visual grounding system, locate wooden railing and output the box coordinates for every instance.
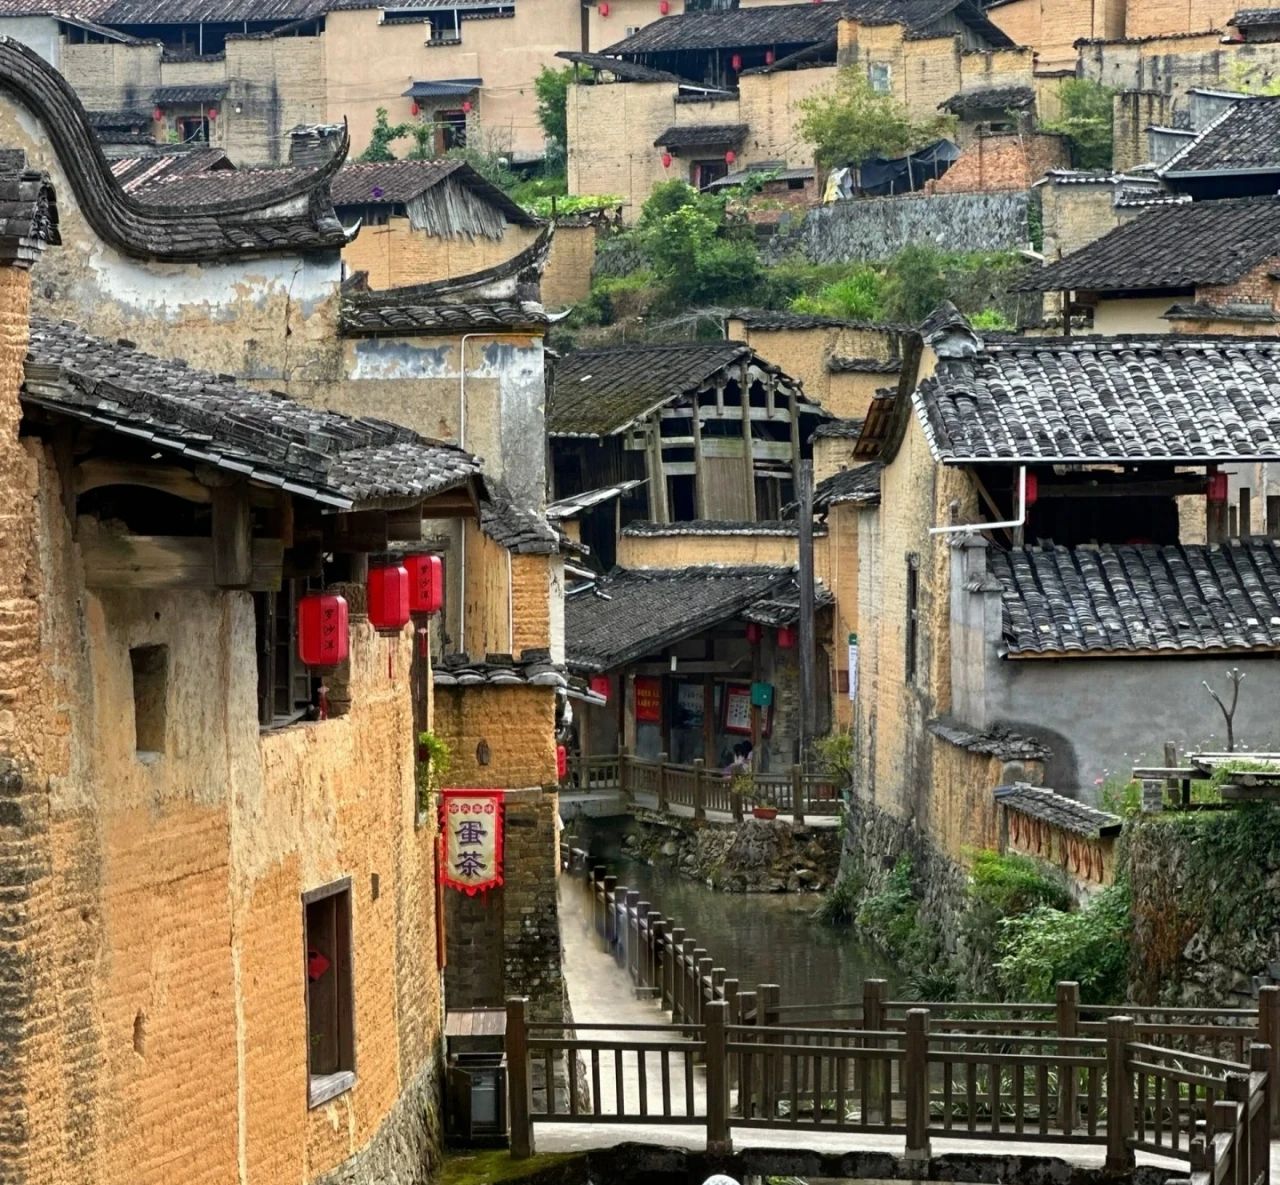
[563,749,841,821]
[513,861,1280,1168]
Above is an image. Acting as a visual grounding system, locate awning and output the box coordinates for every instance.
[402,78,482,100]
[152,84,228,106]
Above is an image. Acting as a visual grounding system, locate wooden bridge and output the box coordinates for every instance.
[507,861,1280,1185]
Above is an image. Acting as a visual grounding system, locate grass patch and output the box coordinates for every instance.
[442,1149,585,1185]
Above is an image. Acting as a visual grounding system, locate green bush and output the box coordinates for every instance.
[791,267,885,320]
[1040,79,1115,170]
[813,867,865,925]
[970,308,1012,331]
[970,850,1072,916]
[996,881,1131,1004]
[856,855,940,963]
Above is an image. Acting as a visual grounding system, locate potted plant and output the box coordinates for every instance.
[731,770,777,820]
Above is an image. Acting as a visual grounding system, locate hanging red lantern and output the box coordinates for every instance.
[777,625,797,649]
[152,106,164,121]
[1024,471,1038,508]
[765,49,775,64]
[599,1,609,13]
[659,0,669,11]
[462,99,472,113]
[731,52,743,71]
[589,674,611,702]
[661,151,673,169]
[367,564,411,633]
[207,107,218,120]
[411,101,420,116]
[1207,472,1229,503]
[297,593,350,667]
[745,622,763,645]
[556,744,568,780]
[724,149,736,165]
[404,553,444,615]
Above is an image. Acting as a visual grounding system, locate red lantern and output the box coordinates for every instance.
[207,107,218,120]
[297,593,350,667]
[589,674,611,701]
[724,149,736,165]
[462,99,472,113]
[1023,471,1038,508]
[745,622,763,644]
[367,564,411,633]
[731,52,742,71]
[765,49,775,64]
[411,101,420,116]
[1208,472,1229,503]
[599,1,609,13]
[661,151,672,169]
[404,553,443,615]
[777,625,797,649]
[556,744,568,780]
[659,0,669,11]
[152,106,164,121]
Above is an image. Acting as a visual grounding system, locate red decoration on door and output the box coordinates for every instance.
[731,53,742,71]
[777,625,796,649]
[411,101,420,116]
[588,674,611,701]
[1207,472,1228,503]
[745,622,763,644]
[635,675,661,722]
[404,553,443,615]
[307,949,331,981]
[462,99,473,113]
[367,565,410,633]
[297,593,350,667]
[556,744,568,780]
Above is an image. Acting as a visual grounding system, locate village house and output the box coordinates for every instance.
[838,305,1280,877]
[1153,92,1280,199]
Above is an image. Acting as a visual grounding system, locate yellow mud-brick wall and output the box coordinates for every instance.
[223,35,327,166]
[926,737,1036,866]
[823,502,860,729]
[434,684,558,786]
[1124,0,1235,37]
[60,40,162,109]
[342,218,542,290]
[616,530,811,575]
[827,369,896,422]
[738,65,837,165]
[813,433,860,483]
[984,0,1123,63]
[1039,180,1126,264]
[1006,816,1119,889]
[542,223,596,309]
[460,523,553,658]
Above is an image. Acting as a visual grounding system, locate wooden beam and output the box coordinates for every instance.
[386,506,424,541]
[646,414,669,524]
[739,372,756,521]
[692,399,707,519]
[329,511,388,552]
[75,459,211,503]
[211,484,253,588]
[788,383,801,495]
[80,531,283,591]
[1034,479,1209,499]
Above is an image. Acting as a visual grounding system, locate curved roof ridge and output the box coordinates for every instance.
[0,35,348,260]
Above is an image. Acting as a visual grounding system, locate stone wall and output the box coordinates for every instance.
[766,191,1032,264]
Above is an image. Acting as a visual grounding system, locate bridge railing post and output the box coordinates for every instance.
[625,891,640,982]
[590,866,604,938]
[668,926,685,1018]
[602,875,617,949]
[682,939,698,1029]
[760,983,781,1119]
[1258,985,1280,1136]
[635,900,650,988]
[1241,1059,1267,1185]
[863,978,888,1122]
[507,996,534,1158]
[693,951,710,1025]
[693,758,707,821]
[705,1000,733,1155]
[905,1007,931,1163]
[1057,980,1080,1132]
[649,916,665,995]
[723,977,740,1107]
[619,743,632,801]
[791,763,805,827]
[738,989,757,1119]
[1105,1015,1136,1174]
[657,752,669,812]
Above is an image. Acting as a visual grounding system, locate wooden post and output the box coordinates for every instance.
[1244,1057,1267,1185]
[626,891,641,982]
[1230,504,1239,537]
[619,743,632,802]
[1258,986,1280,1135]
[738,370,757,520]
[507,997,534,1158]
[613,886,629,968]
[797,459,817,763]
[693,758,707,821]
[692,394,707,519]
[723,977,741,1108]
[1164,741,1180,807]
[791,763,805,826]
[760,983,781,1119]
[1242,488,1253,538]
[738,989,757,1119]
[1105,1016,1136,1174]
[1057,981,1080,1132]
[1267,494,1280,538]
[650,916,665,996]
[864,978,887,1121]
[656,751,669,812]
[602,876,617,949]
[712,967,726,1001]
[667,927,685,1019]
[1212,1098,1240,1185]
[682,939,698,1028]
[905,1008,931,1162]
[693,950,710,1023]
[705,1000,733,1154]
[211,483,253,587]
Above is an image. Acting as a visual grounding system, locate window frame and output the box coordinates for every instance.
[868,61,892,94]
[303,877,356,1108]
[129,643,169,757]
[905,553,920,684]
[254,577,321,730]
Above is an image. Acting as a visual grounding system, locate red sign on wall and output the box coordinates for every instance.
[635,676,662,723]
[439,790,505,895]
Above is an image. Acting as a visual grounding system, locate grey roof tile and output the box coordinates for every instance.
[740,580,833,627]
[929,716,1051,761]
[827,354,901,373]
[990,541,1280,657]
[1230,7,1280,26]
[151,83,228,105]
[941,85,1035,114]
[1159,96,1280,175]
[622,519,820,537]
[331,158,537,225]
[654,123,747,149]
[993,784,1122,837]
[556,50,694,84]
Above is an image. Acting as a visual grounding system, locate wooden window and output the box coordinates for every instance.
[176,114,209,143]
[304,878,355,1107]
[691,158,728,188]
[253,579,320,729]
[905,554,920,684]
[869,62,891,93]
[434,109,468,153]
[130,644,168,755]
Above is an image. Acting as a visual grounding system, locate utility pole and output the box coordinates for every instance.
[797,460,816,768]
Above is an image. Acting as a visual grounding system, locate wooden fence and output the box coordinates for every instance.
[510,860,1280,1171]
[564,749,840,821]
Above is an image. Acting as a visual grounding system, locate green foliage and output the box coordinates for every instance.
[416,730,453,816]
[522,191,621,218]
[816,726,855,787]
[798,67,956,168]
[1026,195,1045,252]
[442,145,520,191]
[970,851,1072,916]
[360,106,412,162]
[1040,80,1115,170]
[970,307,1013,331]
[792,267,885,320]
[856,855,941,965]
[813,867,865,925]
[534,64,578,150]
[996,881,1132,1004]
[882,243,949,323]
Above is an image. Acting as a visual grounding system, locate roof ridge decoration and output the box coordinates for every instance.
[920,301,981,358]
[0,35,349,261]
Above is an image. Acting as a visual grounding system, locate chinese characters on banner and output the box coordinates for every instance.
[635,676,662,723]
[848,635,859,702]
[440,790,505,894]
[723,684,753,735]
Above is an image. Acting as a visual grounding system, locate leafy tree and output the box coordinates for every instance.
[360,106,412,162]
[883,244,949,324]
[1040,79,1115,170]
[534,64,578,150]
[798,68,956,168]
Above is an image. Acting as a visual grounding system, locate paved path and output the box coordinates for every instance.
[556,880,1280,1172]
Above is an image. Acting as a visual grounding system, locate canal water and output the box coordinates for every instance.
[564,825,895,1006]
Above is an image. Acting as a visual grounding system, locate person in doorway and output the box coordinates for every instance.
[724,740,753,777]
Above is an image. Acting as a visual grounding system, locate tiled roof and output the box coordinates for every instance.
[941,85,1035,114]
[729,307,910,332]
[550,341,781,437]
[739,35,836,75]
[479,484,559,555]
[993,784,1122,837]
[87,107,152,128]
[0,151,58,266]
[990,542,1280,657]
[433,649,566,690]
[740,580,833,627]
[565,565,796,672]
[1231,7,1280,26]
[546,480,646,520]
[808,463,882,513]
[1159,96,1280,175]
[621,519,819,537]
[705,164,815,189]
[152,83,228,105]
[110,147,231,193]
[654,123,747,149]
[131,164,313,206]
[23,318,482,511]
[0,38,346,260]
[331,158,537,225]
[1164,300,1280,323]
[812,417,865,439]
[929,717,1051,761]
[98,0,319,22]
[555,50,693,84]
[828,354,901,373]
[1016,197,1280,292]
[914,331,1280,463]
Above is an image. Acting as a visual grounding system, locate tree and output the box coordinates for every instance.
[1040,79,1115,170]
[534,65,578,150]
[797,68,956,168]
[360,106,412,162]
[883,244,949,324]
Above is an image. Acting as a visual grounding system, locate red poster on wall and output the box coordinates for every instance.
[439,790,504,895]
[635,676,662,723]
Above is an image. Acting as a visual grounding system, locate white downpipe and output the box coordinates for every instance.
[928,465,1027,536]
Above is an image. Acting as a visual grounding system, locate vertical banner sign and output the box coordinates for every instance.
[635,676,662,723]
[848,633,859,702]
[440,790,504,895]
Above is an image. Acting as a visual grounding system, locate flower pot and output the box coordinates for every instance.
[752,805,778,820]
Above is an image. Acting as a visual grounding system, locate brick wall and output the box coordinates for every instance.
[1197,256,1280,308]
[1112,89,1168,172]
[542,224,596,309]
[61,41,161,110]
[224,35,326,165]
[932,132,1069,194]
